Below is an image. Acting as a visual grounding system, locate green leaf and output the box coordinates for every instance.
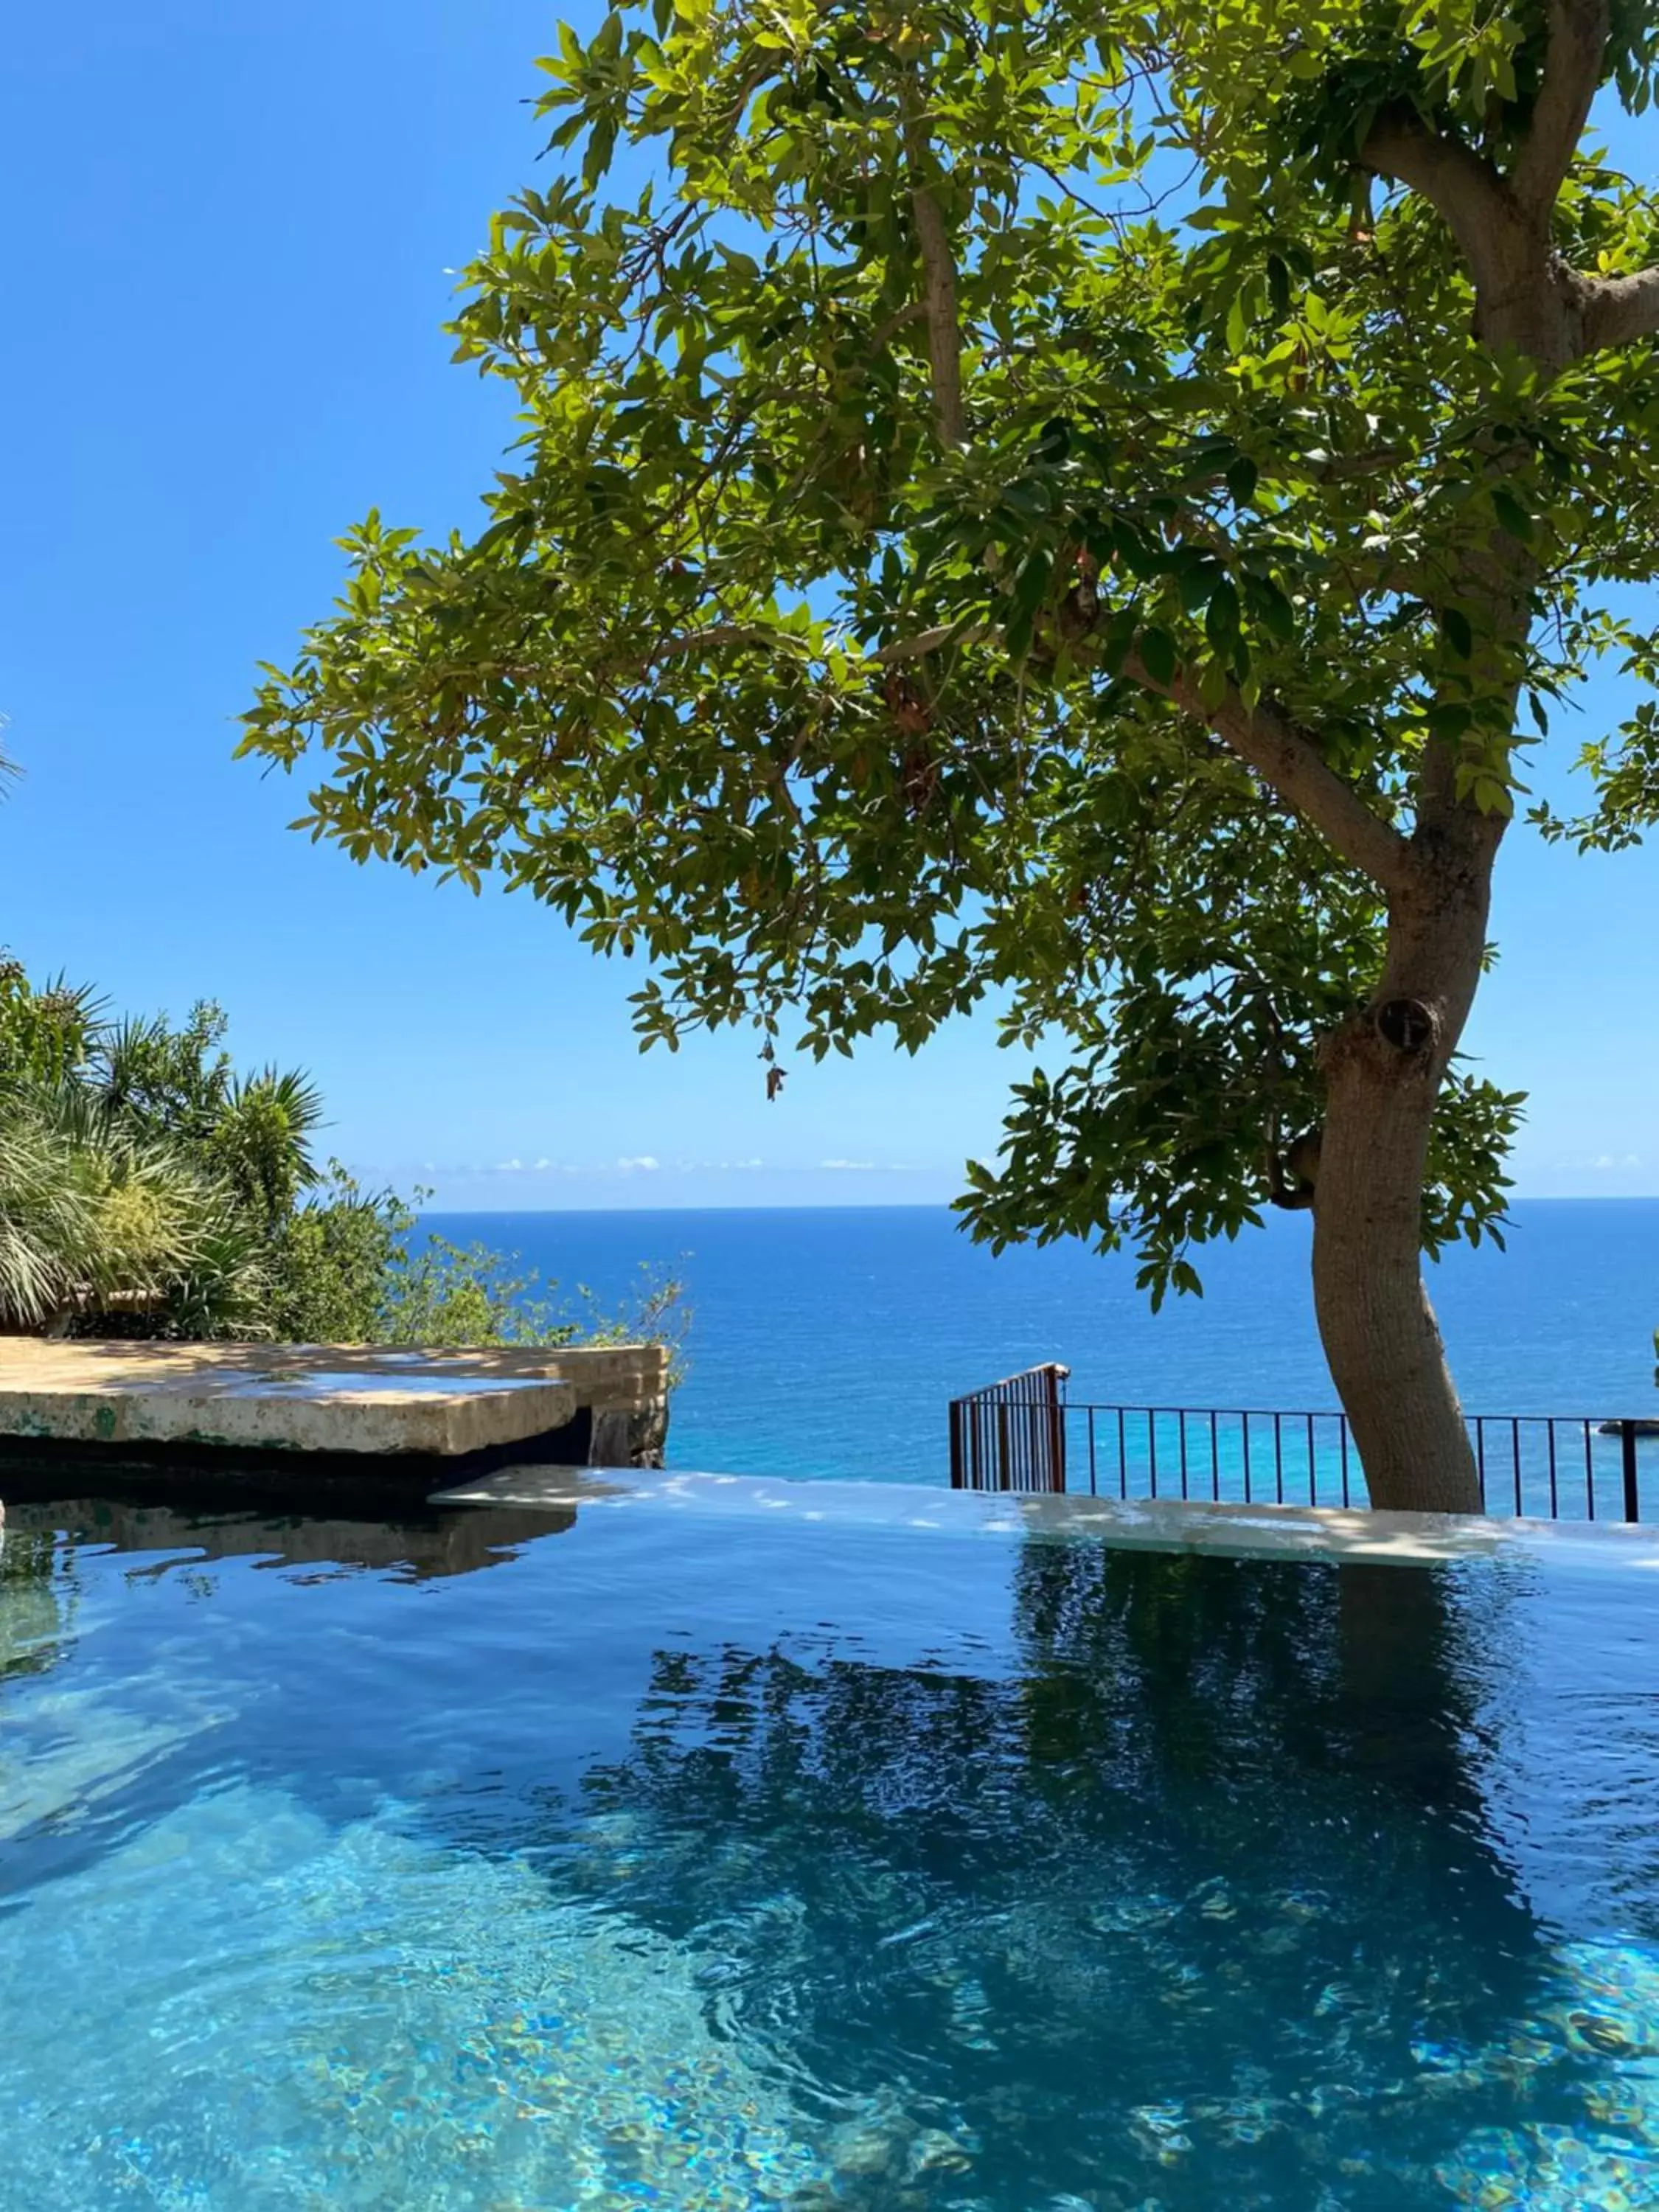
[1098,602,1141,676]
[1204,580,1240,644]
[1138,627,1178,687]
[1425,703,1473,740]
[582,116,618,188]
[1011,547,1054,627]
[1178,558,1222,613]
[1250,580,1296,644]
[1266,253,1291,322]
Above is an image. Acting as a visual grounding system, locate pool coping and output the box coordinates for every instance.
[428,1464,1659,1570]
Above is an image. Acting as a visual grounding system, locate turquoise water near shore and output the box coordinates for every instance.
[13,1477,1659,2206]
[424,1200,1659,1485]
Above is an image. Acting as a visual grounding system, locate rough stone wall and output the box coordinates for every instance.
[536,1344,671,1469]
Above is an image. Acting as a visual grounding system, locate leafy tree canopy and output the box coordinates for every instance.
[243,0,1659,1307]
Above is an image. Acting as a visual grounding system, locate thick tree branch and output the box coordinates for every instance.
[900,86,967,450]
[1267,1125,1322,1210]
[1360,111,1525,299]
[1127,654,1416,894]
[644,622,1411,892]
[1582,265,1659,349]
[1511,0,1610,217]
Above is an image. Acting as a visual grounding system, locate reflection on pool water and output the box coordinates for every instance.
[3,1478,1659,2210]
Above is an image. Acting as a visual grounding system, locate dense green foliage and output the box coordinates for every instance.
[0,958,685,1357]
[0,964,319,1336]
[240,0,1659,1321]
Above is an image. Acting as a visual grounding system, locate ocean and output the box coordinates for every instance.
[425,1200,1659,1485]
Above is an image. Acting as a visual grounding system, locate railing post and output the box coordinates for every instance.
[948,1399,964,1489]
[1046,1363,1067,1495]
[1621,1420,1641,1525]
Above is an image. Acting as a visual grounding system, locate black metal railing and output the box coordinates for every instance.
[947,1363,1069,1494]
[949,1366,1657,1523]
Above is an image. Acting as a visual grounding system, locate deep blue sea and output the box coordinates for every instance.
[425,1200,1659,1484]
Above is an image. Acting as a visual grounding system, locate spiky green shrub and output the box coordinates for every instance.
[0,957,687,1360]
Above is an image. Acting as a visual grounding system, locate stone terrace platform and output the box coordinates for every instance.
[0,1339,669,1475]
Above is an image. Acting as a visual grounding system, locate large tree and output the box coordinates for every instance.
[243,0,1659,1511]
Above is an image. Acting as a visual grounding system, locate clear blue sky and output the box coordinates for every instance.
[2,4,1655,1211]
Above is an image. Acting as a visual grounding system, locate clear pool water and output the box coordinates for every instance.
[4,1477,1659,2210]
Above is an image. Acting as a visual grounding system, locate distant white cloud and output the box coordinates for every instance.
[820,1159,921,1172]
[495,1158,524,1172]
[616,1155,661,1172]
[534,1157,553,1170]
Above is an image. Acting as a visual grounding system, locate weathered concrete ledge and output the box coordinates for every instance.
[0,1339,669,1472]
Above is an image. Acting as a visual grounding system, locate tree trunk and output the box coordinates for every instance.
[1310,841,1497,1515]
[1309,95,1586,1514]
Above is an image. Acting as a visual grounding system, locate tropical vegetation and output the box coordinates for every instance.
[242,0,1659,1510]
[0,955,684,1357]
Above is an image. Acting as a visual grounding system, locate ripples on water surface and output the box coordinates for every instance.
[3,1478,1659,2208]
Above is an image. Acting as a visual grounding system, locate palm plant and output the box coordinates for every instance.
[212,1066,325,1227]
[0,958,100,1087]
[0,957,686,1358]
[0,1089,100,1328]
[83,1008,323,1222]
[150,1197,271,1340]
[84,1004,232,1141]
[0,1079,246,1333]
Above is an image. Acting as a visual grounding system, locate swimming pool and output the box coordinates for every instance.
[3,1470,1659,2210]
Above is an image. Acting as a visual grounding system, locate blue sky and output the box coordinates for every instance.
[2,4,1656,1211]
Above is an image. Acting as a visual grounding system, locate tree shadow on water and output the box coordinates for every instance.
[549,1541,1647,2209]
